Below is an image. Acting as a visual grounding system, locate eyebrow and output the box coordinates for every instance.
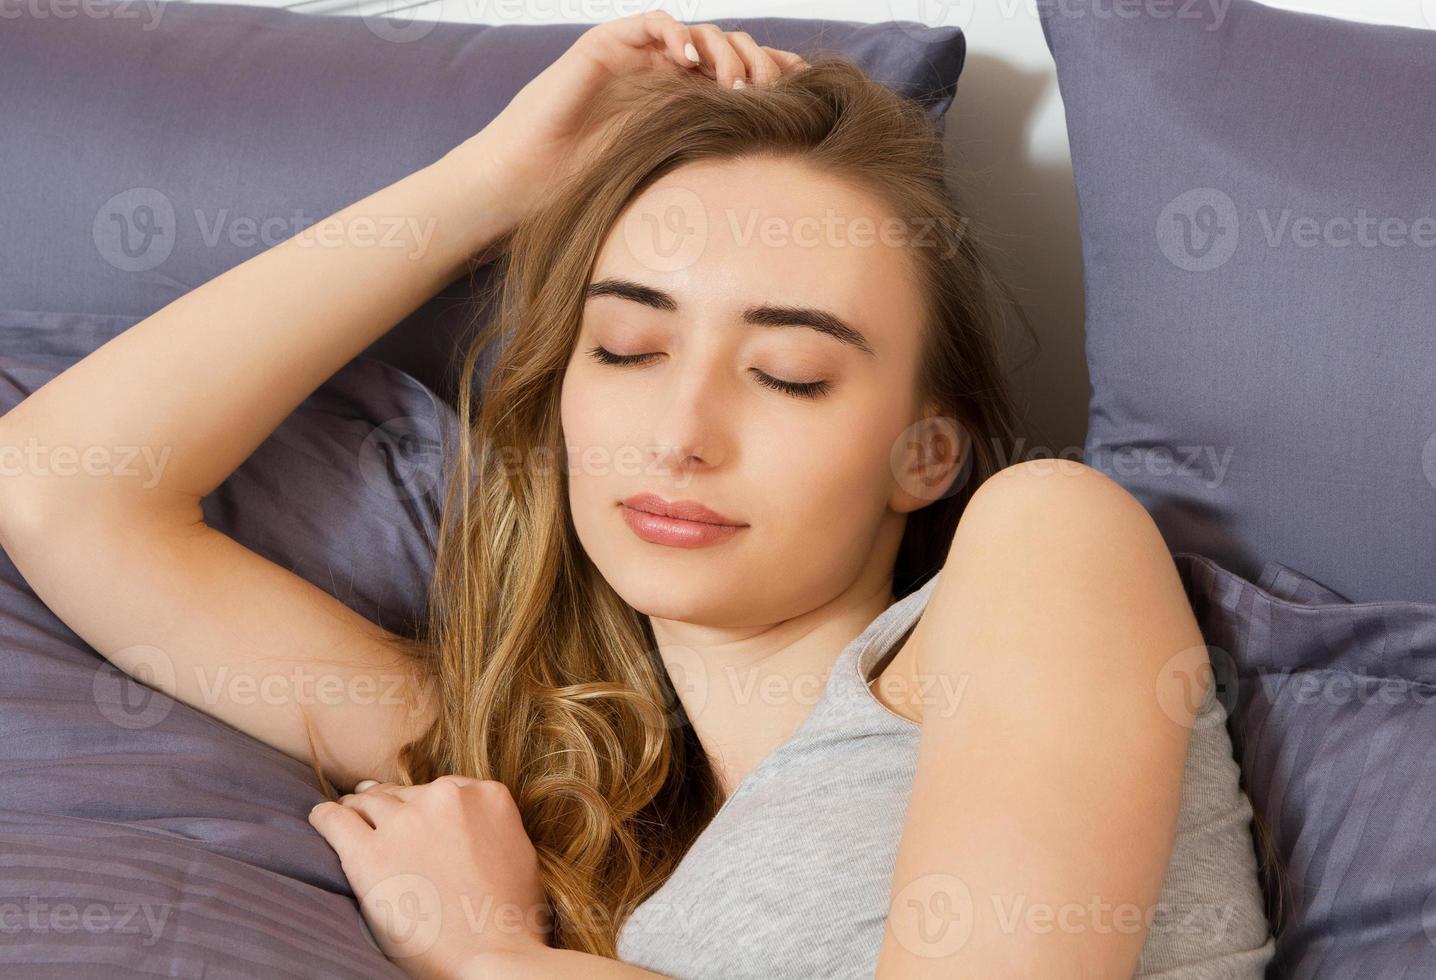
[584,277,876,357]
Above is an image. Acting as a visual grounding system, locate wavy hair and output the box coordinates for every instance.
[306,51,1283,956]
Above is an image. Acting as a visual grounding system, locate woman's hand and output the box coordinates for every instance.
[308,775,549,980]
[443,11,810,227]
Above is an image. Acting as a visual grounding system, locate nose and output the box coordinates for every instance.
[645,355,730,474]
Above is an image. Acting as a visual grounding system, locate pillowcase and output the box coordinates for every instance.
[0,310,452,976]
[1039,0,1436,603]
[0,1,968,405]
[1175,551,1436,976]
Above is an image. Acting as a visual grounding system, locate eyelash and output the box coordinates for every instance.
[585,345,833,400]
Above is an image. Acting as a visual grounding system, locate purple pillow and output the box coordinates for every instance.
[1176,552,1436,977]
[0,311,449,976]
[1040,0,1436,604]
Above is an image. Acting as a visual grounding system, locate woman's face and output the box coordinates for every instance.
[560,156,947,627]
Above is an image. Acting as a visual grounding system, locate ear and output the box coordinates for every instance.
[888,407,973,514]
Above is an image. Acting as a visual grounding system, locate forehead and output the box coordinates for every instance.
[590,157,926,353]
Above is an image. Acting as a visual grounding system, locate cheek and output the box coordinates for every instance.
[560,373,640,508]
[757,410,897,519]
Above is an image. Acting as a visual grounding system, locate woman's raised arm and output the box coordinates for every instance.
[0,136,516,792]
[0,10,808,795]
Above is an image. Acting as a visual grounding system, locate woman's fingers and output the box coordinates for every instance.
[763,46,810,74]
[724,30,782,87]
[307,800,372,861]
[599,10,808,89]
[688,23,751,89]
[337,787,406,828]
[591,10,693,71]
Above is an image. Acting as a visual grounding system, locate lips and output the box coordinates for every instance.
[620,493,747,527]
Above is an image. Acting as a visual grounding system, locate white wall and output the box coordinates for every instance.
[231,0,1434,454]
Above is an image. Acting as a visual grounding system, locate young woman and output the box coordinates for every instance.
[0,11,1278,979]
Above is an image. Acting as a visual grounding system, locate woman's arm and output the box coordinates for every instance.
[0,11,807,795]
[874,459,1200,976]
[0,133,517,791]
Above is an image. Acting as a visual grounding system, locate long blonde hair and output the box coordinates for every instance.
[310,52,1068,954]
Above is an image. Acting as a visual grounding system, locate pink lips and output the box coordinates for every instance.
[619,493,748,549]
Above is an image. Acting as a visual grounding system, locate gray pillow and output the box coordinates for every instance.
[1039,0,1436,604]
[1176,550,1436,977]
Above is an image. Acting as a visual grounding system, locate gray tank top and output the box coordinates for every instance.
[616,569,1276,977]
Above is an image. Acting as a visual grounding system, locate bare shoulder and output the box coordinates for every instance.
[960,458,1160,541]
[913,457,1202,687]
[877,473,1201,973]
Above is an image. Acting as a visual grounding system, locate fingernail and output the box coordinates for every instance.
[684,42,699,64]
[355,779,378,792]
[732,78,746,89]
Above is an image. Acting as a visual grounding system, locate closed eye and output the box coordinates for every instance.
[584,345,832,400]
